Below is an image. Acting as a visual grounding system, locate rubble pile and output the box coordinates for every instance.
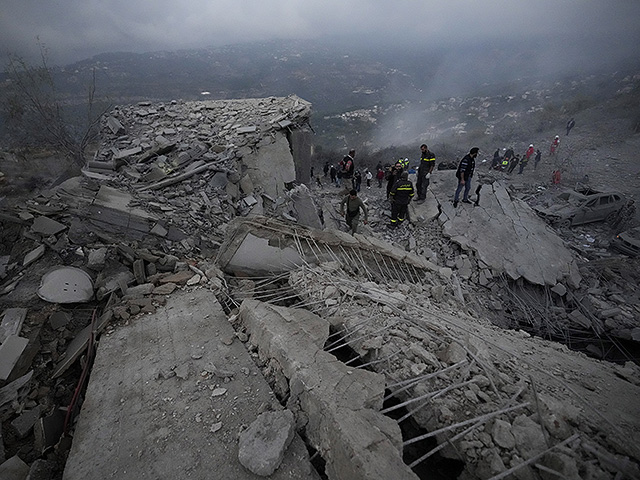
[278,261,640,480]
[1,94,639,479]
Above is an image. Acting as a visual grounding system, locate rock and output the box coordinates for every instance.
[238,410,296,476]
[491,419,516,449]
[550,283,567,296]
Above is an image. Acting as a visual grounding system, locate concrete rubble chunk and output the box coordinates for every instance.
[23,245,45,267]
[106,116,125,135]
[0,308,27,344]
[31,216,67,235]
[37,267,94,303]
[49,311,71,329]
[0,372,33,410]
[0,455,30,480]
[436,179,582,287]
[63,289,315,479]
[239,299,418,480]
[0,336,29,382]
[238,410,296,476]
[10,406,41,439]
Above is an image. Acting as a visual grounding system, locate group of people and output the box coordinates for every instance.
[491,144,542,174]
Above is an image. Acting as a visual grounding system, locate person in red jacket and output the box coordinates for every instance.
[525,144,535,160]
[550,136,560,156]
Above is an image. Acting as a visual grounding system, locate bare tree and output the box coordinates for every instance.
[2,41,110,167]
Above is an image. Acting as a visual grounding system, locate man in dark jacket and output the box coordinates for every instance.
[453,147,479,208]
[416,144,436,202]
[389,171,414,228]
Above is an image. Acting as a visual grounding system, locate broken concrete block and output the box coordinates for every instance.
[150,223,168,237]
[23,244,45,267]
[0,455,29,480]
[133,259,146,285]
[0,309,27,344]
[238,410,295,476]
[87,248,108,271]
[551,283,567,296]
[152,283,177,295]
[31,216,67,236]
[0,336,29,382]
[160,271,193,285]
[37,267,94,303]
[49,311,71,330]
[10,406,41,439]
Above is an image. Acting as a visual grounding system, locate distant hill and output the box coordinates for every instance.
[2,38,640,152]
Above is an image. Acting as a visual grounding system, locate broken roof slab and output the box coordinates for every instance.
[63,288,317,480]
[432,177,581,287]
[217,217,440,281]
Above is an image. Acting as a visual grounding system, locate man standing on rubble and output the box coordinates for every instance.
[416,144,436,203]
[453,147,479,208]
[341,149,356,190]
[340,189,368,235]
[389,171,414,228]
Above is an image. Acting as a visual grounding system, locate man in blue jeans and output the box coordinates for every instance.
[453,147,479,208]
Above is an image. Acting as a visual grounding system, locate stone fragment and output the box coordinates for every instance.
[150,223,168,237]
[31,216,67,235]
[438,341,467,364]
[133,259,146,284]
[567,309,591,329]
[160,271,194,285]
[23,245,46,267]
[11,406,41,439]
[550,283,567,296]
[0,308,27,344]
[491,419,516,449]
[87,248,108,271]
[238,410,296,476]
[0,455,29,480]
[0,335,29,381]
[152,283,177,295]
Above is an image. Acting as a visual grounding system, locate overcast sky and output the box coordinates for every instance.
[2,0,640,66]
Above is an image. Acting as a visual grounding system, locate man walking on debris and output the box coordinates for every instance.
[340,189,368,235]
[416,143,435,203]
[453,147,479,208]
[507,154,520,174]
[534,149,542,170]
[566,117,575,135]
[341,149,356,189]
[388,171,414,228]
[329,164,337,185]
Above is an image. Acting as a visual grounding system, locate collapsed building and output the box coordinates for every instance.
[0,95,639,480]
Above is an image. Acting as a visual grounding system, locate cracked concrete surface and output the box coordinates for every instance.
[433,176,581,287]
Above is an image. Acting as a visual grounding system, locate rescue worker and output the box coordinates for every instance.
[386,161,403,199]
[388,171,414,229]
[507,154,520,174]
[525,144,535,160]
[339,189,368,235]
[550,136,560,155]
[416,144,436,202]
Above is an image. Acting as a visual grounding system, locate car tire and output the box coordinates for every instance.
[605,212,618,225]
[556,218,572,228]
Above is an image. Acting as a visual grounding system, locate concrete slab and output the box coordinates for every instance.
[0,336,29,382]
[63,288,318,480]
[0,308,27,344]
[31,216,67,235]
[431,177,581,287]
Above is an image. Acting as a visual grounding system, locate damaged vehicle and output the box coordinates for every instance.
[533,187,626,228]
[611,227,640,257]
